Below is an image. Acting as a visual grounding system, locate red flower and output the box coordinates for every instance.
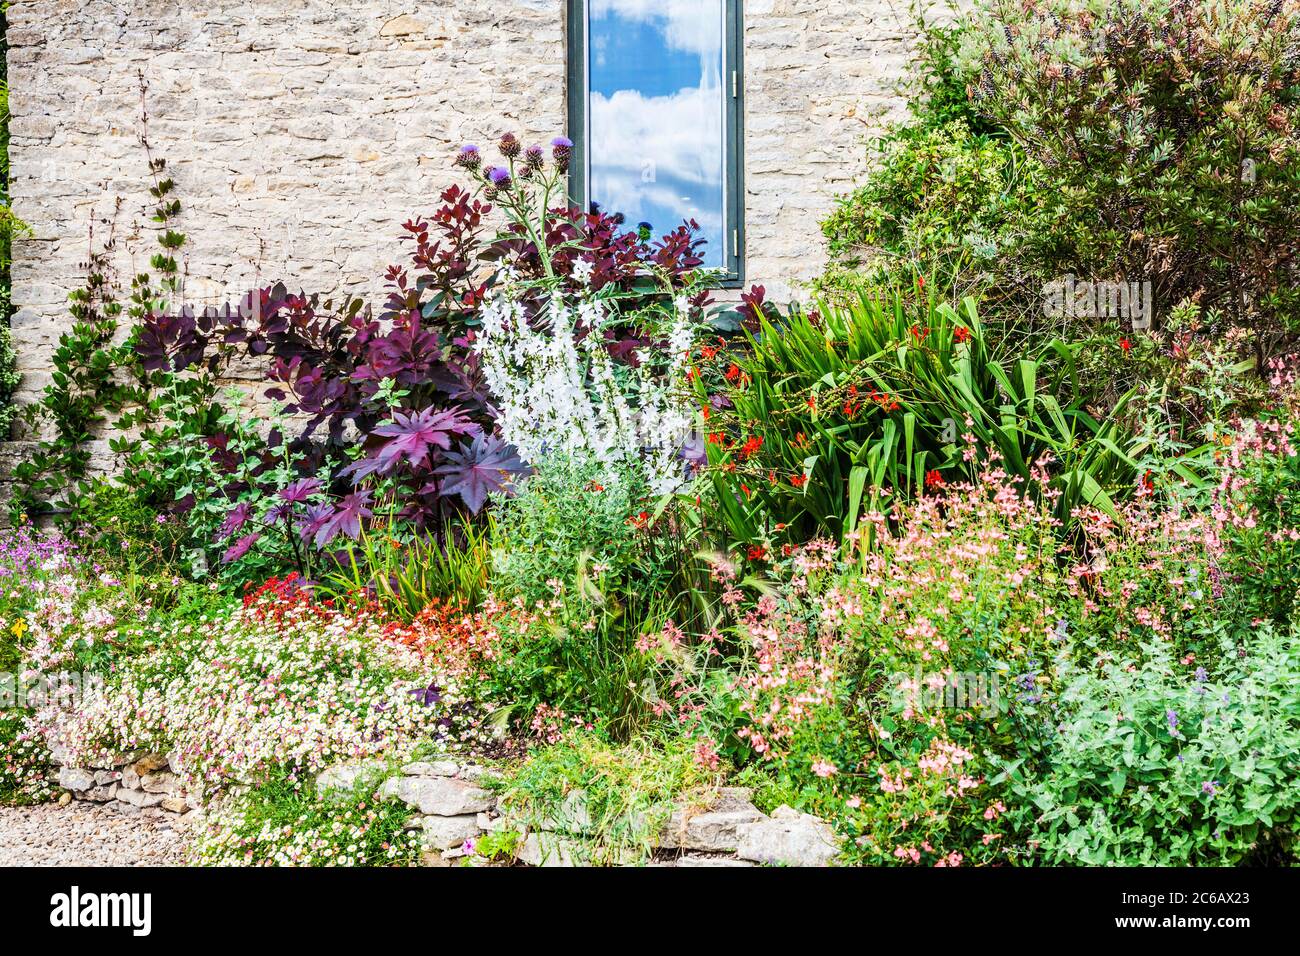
[724,363,742,382]
[1120,338,1132,353]
[924,469,945,490]
[739,435,764,459]
[953,325,971,344]
[790,473,807,488]
[628,511,651,530]
[747,545,767,561]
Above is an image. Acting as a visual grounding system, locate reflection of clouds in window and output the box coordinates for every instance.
[587,0,726,266]
[590,0,723,57]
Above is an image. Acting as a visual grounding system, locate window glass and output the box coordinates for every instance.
[586,0,727,268]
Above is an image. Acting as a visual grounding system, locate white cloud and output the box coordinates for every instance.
[590,86,723,190]
[590,0,724,57]
[589,86,726,251]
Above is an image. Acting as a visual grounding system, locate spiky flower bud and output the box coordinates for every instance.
[455,144,481,170]
[551,136,573,173]
[498,132,521,159]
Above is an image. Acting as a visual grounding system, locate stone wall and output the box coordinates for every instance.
[51,748,840,866]
[4,0,938,471]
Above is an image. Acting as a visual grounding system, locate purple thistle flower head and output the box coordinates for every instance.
[524,144,545,171]
[551,136,573,171]
[455,144,481,170]
[498,132,521,158]
[487,166,511,187]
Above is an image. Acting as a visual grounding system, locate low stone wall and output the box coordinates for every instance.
[54,750,197,817]
[52,751,840,866]
[317,758,839,867]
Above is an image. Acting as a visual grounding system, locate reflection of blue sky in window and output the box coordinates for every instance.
[587,0,725,267]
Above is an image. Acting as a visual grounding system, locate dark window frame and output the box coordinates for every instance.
[565,0,745,287]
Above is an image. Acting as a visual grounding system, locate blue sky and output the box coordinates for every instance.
[586,1,726,267]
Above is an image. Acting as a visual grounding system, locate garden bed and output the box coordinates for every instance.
[4,0,1300,868]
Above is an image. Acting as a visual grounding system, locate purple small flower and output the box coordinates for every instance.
[1194,667,1208,682]
[1202,780,1219,797]
[1166,709,1180,735]
[410,682,443,707]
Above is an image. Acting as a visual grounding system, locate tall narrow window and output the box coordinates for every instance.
[568,0,744,283]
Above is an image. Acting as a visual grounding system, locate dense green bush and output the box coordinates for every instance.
[827,0,1300,371]
[700,292,1147,548]
[489,454,658,605]
[963,0,1300,357]
[820,12,1039,302]
[1007,626,1300,865]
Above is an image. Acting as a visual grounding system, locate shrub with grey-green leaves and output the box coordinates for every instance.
[489,454,660,604]
[1004,625,1300,865]
[961,0,1300,357]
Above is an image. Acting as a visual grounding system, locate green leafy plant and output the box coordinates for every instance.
[1004,625,1300,865]
[196,766,422,867]
[961,0,1300,359]
[320,518,493,620]
[493,731,722,865]
[701,292,1148,547]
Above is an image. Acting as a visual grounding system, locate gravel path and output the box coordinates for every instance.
[0,801,190,866]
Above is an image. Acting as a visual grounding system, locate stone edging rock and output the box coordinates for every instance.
[52,752,841,867]
[54,750,197,819]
